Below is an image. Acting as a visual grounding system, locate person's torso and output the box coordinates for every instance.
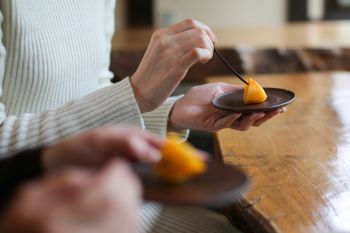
[0,0,112,115]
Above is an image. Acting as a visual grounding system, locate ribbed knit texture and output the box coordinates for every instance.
[0,1,236,232]
[0,0,185,157]
[138,203,239,233]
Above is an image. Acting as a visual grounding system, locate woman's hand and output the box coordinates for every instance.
[130,19,217,113]
[0,160,141,233]
[169,83,286,132]
[42,126,164,171]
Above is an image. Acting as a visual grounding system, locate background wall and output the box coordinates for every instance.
[154,0,287,28]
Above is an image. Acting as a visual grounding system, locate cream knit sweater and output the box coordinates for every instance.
[0,1,238,232]
[0,0,180,157]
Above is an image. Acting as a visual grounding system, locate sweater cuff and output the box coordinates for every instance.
[142,96,189,139]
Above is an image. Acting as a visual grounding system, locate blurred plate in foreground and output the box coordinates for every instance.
[133,161,249,207]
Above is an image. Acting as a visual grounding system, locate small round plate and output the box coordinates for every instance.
[133,161,249,207]
[213,88,295,113]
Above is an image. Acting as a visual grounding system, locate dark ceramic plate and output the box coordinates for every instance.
[133,161,249,207]
[212,88,295,113]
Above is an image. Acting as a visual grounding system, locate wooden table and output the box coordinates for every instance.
[207,72,350,233]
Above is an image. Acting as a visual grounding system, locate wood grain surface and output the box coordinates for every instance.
[207,72,350,233]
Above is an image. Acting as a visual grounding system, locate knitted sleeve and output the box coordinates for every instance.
[0,75,145,157]
[142,96,189,139]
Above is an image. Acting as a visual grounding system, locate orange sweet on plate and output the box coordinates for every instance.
[243,78,267,104]
[154,136,207,183]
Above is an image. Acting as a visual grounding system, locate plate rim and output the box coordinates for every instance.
[212,87,295,113]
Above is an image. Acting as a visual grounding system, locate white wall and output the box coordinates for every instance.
[154,0,287,28]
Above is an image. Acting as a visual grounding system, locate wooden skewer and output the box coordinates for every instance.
[214,47,249,85]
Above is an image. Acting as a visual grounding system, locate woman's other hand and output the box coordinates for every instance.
[42,126,164,171]
[0,160,141,233]
[169,83,286,132]
[131,19,217,113]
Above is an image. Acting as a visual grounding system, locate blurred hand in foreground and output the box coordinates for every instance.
[42,126,164,171]
[0,160,141,233]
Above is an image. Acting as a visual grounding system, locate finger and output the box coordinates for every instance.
[15,181,47,207]
[163,19,217,43]
[176,31,213,59]
[213,112,242,131]
[179,47,212,68]
[120,127,165,149]
[41,169,93,199]
[15,169,93,213]
[102,160,142,225]
[78,160,141,212]
[171,27,214,50]
[253,109,282,127]
[95,127,163,163]
[188,20,217,43]
[123,135,162,163]
[281,107,288,113]
[137,130,165,149]
[98,160,141,195]
[96,159,142,208]
[232,113,265,131]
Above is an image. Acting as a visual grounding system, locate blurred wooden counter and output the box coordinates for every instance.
[207,72,350,233]
[111,21,350,82]
[113,21,350,50]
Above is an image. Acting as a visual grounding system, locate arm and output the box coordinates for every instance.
[101,1,186,139]
[0,77,144,157]
[102,4,190,139]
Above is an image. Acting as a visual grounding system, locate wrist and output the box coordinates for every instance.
[130,75,153,113]
[168,99,187,132]
[130,75,144,112]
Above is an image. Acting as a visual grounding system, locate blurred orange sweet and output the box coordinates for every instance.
[154,135,207,183]
[243,78,267,104]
